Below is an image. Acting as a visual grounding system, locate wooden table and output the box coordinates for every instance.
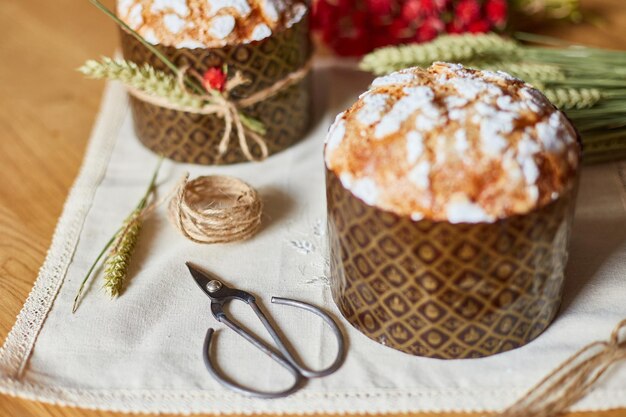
[1,0,625,416]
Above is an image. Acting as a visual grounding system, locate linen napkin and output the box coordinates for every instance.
[0,66,625,414]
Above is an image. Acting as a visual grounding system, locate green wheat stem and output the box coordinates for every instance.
[514,32,576,46]
[141,157,163,208]
[72,231,120,313]
[72,157,163,313]
[101,157,162,297]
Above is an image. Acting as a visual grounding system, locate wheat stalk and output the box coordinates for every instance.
[72,158,163,313]
[360,33,519,75]
[543,88,603,110]
[466,61,566,82]
[80,57,267,137]
[103,209,143,297]
[79,58,204,108]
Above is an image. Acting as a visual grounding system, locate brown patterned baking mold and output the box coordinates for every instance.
[120,14,312,165]
[326,168,579,359]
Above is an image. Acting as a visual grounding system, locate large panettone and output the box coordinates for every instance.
[325,63,581,359]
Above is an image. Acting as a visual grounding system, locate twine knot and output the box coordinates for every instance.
[175,66,270,162]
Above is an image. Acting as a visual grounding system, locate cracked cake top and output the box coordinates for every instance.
[324,62,581,224]
[117,0,306,48]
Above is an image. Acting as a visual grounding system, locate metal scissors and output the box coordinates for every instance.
[187,263,346,399]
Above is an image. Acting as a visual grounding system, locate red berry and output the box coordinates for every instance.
[366,0,393,16]
[332,36,372,56]
[389,17,413,40]
[446,18,465,34]
[330,11,372,56]
[418,0,442,14]
[485,0,507,25]
[311,0,333,28]
[311,0,505,56]
[371,30,395,48]
[202,67,227,92]
[415,16,443,42]
[401,0,423,21]
[467,19,491,33]
[455,0,481,24]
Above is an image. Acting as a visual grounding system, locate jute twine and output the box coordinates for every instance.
[494,319,626,417]
[128,59,312,162]
[168,174,262,244]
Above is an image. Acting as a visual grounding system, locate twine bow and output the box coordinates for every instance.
[176,66,270,162]
[495,319,626,417]
[128,60,312,162]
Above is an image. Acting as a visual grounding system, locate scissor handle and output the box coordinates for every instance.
[203,327,305,399]
[268,297,346,379]
[202,296,346,398]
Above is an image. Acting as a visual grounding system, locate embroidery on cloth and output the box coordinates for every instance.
[288,218,330,286]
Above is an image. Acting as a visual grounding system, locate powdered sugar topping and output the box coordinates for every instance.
[325,113,346,165]
[163,14,186,33]
[118,0,306,47]
[535,112,568,153]
[208,0,252,16]
[406,131,424,164]
[474,102,515,156]
[261,0,284,21]
[454,130,469,154]
[446,196,495,223]
[151,0,190,15]
[375,86,434,139]
[371,71,418,88]
[408,160,431,189]
[324,63,580,223]
[340,174,379,205]
[208,15,236,39]
[249,23,272,41]
[356,93,389,126]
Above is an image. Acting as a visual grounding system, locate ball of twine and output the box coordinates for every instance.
[168,174,262,244]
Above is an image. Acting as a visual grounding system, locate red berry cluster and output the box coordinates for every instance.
[312,0,507,56]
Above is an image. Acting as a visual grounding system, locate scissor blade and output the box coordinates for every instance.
[186,262,220,296]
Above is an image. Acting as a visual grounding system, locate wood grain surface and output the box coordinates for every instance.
[0,0,625,416]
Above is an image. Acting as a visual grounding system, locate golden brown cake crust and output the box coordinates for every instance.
[324,63,581,223]
[117,0,306,48]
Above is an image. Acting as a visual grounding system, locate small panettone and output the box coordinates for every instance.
[324,62,580,223]
[325,63,581,359]
[117,0,307,48]
[117,0,312,165]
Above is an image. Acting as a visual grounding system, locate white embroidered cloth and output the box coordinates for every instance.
[1,67,626,414]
